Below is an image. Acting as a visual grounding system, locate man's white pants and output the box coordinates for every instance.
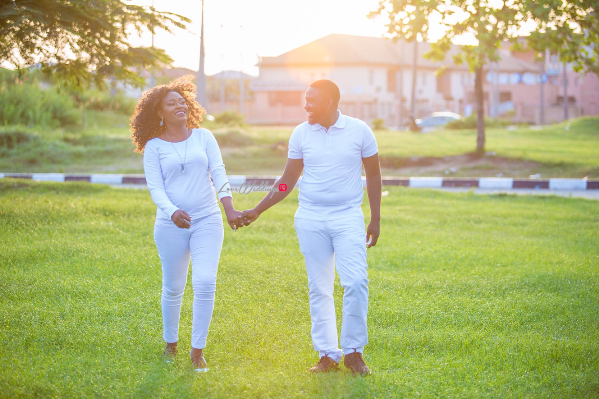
[294,214,368,363]
[153,211,224,349]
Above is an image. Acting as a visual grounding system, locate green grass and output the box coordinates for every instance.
[374,117,599,177]
[0,114,598,177]
[1,180,598,398]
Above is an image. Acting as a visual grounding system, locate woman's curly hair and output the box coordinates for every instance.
[130,75,205,153]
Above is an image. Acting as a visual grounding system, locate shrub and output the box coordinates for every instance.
[81,89,137,115]
[372,118,386,130]
[214,129,254,147]
[0,80,80,128]
[0,128,36,149]
[213,110,246,126]
[0,68,137,130]
[446,115,511,130]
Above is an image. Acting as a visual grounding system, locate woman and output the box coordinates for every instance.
[130,76,244,372]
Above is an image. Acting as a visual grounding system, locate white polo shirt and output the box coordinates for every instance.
[288,111,378,221]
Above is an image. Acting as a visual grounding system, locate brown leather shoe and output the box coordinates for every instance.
[309,355,339,373]
[343,352,371,376]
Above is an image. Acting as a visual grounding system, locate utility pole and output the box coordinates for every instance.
[491,62,500,117]
[196,0,207,110]
[239,25,244,116]
[539,50,546,125]
[396,40,403,128]
[563,61,568,121]
[149,0,156,88]
[410,40,418,120]
[220,54,225,112]
[219,25,224,113]
[489,63,495,117]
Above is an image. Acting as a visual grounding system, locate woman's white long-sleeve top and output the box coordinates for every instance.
[143,128,231,222]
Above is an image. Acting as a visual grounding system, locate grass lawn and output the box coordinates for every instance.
[1,112,597,178]
[1,180,598,398]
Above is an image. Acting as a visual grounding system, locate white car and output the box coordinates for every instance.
[415,112,462,132]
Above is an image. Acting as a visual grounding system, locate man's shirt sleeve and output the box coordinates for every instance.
[288,126,303,159]
[361,123,379,158]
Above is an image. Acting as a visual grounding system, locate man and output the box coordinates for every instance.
[240,80,382,375]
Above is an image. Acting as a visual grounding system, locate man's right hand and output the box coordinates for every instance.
[239,208,260,226]
[171,210,191,229]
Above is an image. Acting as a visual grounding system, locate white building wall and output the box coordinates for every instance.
[255,65,469,123]
[258,66,398,103]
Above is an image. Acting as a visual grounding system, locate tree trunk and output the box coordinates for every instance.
[474,66,485,155]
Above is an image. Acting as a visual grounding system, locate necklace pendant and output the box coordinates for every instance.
[181,164,185,173]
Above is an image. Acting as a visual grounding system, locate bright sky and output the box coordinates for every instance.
[128,0,389,76]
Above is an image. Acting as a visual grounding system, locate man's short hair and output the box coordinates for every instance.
[309,79,340,105]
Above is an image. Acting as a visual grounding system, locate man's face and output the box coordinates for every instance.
[304,87,331,125]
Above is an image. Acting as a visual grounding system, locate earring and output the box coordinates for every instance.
[159,117,164,126]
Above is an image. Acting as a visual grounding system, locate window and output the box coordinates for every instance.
[437,73,451,97]
[499,92,512,102]
[387,69,397,92]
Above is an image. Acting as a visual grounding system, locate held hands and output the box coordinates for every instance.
[171,208,247,231]
[238,208,260,227]
[224,208,245,231]
[366,220,380,248]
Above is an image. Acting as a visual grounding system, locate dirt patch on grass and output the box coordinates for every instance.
[380,154,545,178]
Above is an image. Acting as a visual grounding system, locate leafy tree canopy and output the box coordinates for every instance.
[0,0,191,89]
[370,0,598,72]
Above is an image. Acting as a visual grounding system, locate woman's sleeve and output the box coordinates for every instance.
[143,144,179,218]
[204,130,232,200]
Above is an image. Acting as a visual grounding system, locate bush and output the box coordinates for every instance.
[0,79,80,128]
[81,89,137,115]
[214,129,254,147]
[372,118,386,130]
[213,110,246,126]
[0,68,137,130]
[446,114,511,130]
[0,128,36,149]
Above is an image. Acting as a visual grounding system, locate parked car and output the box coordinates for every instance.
[415,112,462,132]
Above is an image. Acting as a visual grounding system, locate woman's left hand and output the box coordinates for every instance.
[225,208,245,231]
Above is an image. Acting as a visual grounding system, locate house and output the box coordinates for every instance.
[249,33,595,126]
[508,42,599,123]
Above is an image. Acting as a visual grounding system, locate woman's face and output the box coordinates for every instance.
[159,91,188,126]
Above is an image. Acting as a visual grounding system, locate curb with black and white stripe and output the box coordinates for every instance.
[1,173,597,190]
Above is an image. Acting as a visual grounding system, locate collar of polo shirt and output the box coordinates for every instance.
[310,110,348,131]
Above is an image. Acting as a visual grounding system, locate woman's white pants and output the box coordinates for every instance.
[294,214,369,364]
[153,211,224,349]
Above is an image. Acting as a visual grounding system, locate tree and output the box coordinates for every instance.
[0,0,191,90]
[370,0,598,154]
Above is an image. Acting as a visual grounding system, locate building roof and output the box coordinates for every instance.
[260,34,401,66]
[137,67,196,79]
[209,70,257,80]
[260,33,538,72]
